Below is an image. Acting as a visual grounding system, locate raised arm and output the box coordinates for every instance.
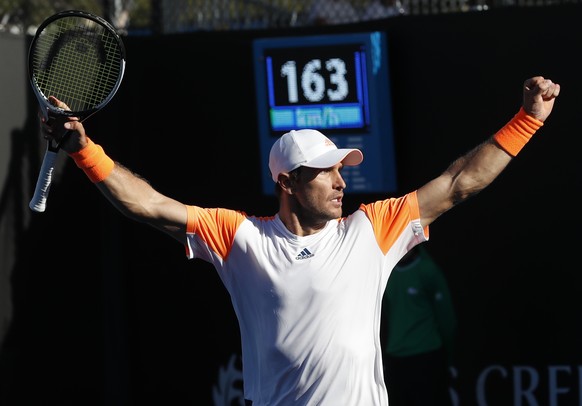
[40,97,188,243]
[416,76,560,228]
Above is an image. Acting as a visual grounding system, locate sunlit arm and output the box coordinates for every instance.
[95,163,188,243]
[417,138,512,228]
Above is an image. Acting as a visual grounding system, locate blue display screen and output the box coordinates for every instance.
[263,44,370,133]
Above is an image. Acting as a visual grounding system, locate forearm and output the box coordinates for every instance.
[447,108,544,201]
[96,164,187,240]
[95,162,159,221]
[443,138,513,204]
[418,108,543,226]
[69,136,161,219]
[69,138,187,238]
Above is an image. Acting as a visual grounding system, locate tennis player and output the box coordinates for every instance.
[40,76,559,405]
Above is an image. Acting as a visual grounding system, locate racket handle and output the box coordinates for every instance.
[29,148,59,212]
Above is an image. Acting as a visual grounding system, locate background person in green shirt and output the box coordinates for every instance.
[382,245,457,406]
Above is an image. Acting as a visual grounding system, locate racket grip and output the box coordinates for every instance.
[29,148,59,212]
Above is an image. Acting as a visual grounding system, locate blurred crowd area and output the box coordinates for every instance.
[0,0,576,35]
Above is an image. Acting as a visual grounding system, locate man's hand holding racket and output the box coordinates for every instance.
[38,94,117,200]
[40,96,88,154]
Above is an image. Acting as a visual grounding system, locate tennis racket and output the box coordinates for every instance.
[29,9,126,212]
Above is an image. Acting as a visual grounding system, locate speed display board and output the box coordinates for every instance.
[253,31,397,195]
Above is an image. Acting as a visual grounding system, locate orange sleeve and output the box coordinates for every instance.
[360,192,425,255]
[186,205,246,259]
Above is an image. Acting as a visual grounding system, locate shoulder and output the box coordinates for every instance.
[358,191,419,220]
[186,206,249,233]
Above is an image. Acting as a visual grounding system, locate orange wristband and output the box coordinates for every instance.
[493,107,543,157]
[69,137,114,183]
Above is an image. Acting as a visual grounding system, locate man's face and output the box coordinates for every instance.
[292,163,347,223]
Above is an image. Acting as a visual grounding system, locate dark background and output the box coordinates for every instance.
[1,5,581,405]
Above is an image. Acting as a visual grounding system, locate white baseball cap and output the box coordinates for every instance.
[268,129,363,183]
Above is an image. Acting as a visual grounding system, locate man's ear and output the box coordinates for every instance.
[277,173,293,194]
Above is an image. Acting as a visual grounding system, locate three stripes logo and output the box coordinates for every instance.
[295,248,314,260]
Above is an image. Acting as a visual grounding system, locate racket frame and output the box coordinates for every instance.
[28,9,126,212]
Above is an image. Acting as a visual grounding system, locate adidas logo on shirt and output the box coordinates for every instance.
[296,248,314,260]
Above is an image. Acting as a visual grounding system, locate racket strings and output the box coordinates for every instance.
[31,16,123,113]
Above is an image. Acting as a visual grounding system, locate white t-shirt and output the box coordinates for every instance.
[185,192,427,405]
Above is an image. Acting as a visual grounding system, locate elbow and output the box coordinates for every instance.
[110,200,152,224]
[451,190,476,206]
[450,175,484,206]
[451,181,483,206]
